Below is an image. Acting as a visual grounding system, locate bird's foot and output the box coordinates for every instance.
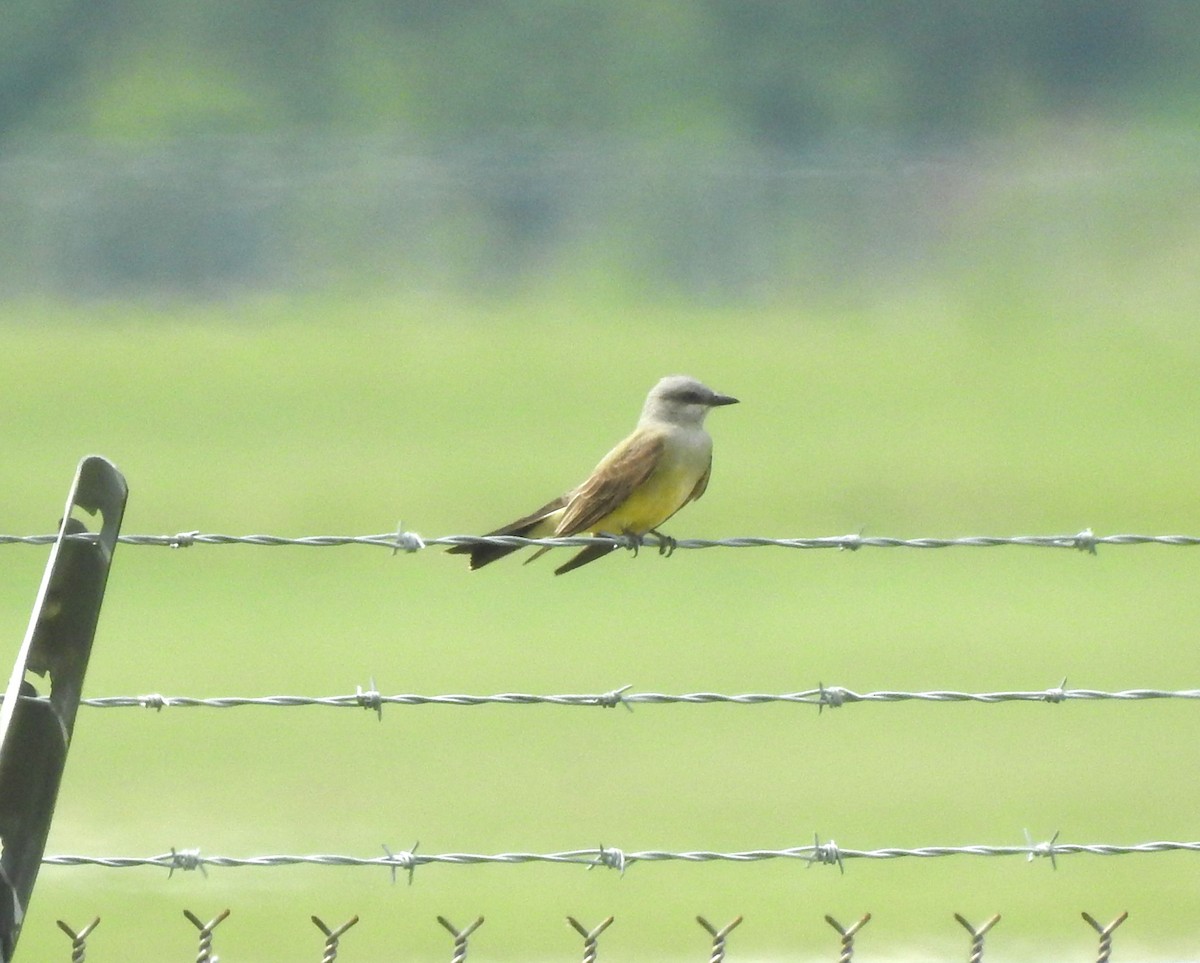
[648,528,677,557]
[601,530,641,557]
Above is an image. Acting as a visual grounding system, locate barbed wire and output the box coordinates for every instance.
[41,838,1200,880]
[5,527,1200,554]
[31,683,1200,714]
[51,908,1131,963]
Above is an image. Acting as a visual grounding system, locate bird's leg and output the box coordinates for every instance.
[648,528,677,556]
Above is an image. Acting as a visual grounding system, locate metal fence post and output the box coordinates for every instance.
[0,457,127,962]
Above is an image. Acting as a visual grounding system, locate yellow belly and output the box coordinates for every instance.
[589,460,700,534]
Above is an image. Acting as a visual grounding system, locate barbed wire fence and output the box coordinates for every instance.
[47,908,1132,962]
[37,837,1200,876]
[5,526,1200,552]
[6,527,1193,959]
[54,683,1200,711]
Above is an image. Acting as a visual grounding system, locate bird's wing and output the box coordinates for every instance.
[555,430,665,535]
[687,455,712,503]
[643,451,712,533]
[445,494,567,560]
[553,543,618,575]
[484,495,568,536]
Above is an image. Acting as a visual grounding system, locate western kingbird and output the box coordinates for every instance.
[450,375,738,574]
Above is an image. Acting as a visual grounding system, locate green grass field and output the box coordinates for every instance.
[4,293,1200,960]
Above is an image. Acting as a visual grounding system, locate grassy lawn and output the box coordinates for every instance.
[3,293,1200,960]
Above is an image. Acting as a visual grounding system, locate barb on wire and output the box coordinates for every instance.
[954,913,1000,963]
[56,917,100,963]
[591,845,627,875]
[356,678,384,720]
[168,846,206,877]
[183,909,230,963]
[42,837,1200,878]
[825,913,870,963]
[1025,829,1061,868]
[382,841,420,885]
[5,528,1200,554]
[20,683,1198,713]
[1082,911,1128,963]
[567,916,614,963]
[807,834,844,873]
[438,915,484,963]
[312,915,359,963]
[697,915,742,963]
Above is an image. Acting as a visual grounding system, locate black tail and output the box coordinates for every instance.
[448,497,568,571]
[450,539,525,570]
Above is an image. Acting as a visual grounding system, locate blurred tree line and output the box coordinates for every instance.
[2,1,1198,300]
[5,1,1197,144]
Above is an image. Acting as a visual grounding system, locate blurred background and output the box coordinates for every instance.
[3,2,1199,307]
[4,2,1200,960]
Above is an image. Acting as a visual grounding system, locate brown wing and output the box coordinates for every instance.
[687,456,712,503]
[481,495,567,537]
[555,431,665,536]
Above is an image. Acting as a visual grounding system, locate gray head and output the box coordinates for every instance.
[639,375,739,428]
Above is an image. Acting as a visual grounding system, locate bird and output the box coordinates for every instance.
[449,375,738,574]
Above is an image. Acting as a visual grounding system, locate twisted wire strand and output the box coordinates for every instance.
[4,528,1200,552]
[42,839,1200,876]
[46,686,1200,712]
